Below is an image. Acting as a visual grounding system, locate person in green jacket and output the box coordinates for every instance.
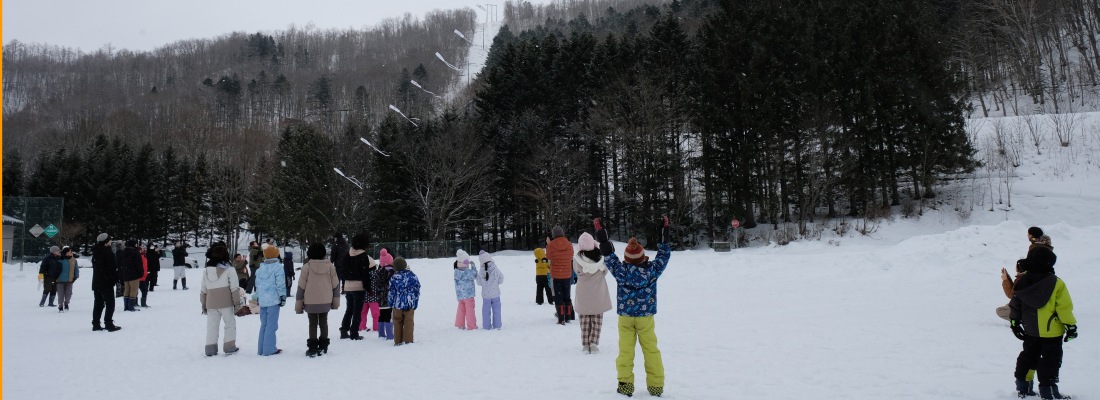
[1009,246,1077,400]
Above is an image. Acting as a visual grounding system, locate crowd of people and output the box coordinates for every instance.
[39,216,675,397]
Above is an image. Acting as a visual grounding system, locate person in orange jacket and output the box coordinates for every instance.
[546,225,575,324]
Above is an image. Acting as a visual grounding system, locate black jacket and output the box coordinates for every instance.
[341,252,371,282]
[146,249,161,272]
[39,254,62,280]
[120,246,144,281]
[91,242,118,290]
[172,246,188,266]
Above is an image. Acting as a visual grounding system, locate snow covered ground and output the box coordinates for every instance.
[4,115,1100,399]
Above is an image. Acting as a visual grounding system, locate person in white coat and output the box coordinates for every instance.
[200,246,242,356]
[573,232,613,353]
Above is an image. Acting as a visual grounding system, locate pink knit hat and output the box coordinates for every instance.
[577,232,596,251]
[379,248,394,266]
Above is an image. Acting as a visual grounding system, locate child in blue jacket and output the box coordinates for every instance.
[388,257,421,346]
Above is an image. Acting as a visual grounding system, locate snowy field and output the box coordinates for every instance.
[4,115,1100,399]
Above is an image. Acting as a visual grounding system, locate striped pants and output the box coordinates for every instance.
[580,314,604,346]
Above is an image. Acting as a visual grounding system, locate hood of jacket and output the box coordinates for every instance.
[204,262,232,281]
[305,259,334,276]
[574,252,605,275]
[1014,273,1057,309]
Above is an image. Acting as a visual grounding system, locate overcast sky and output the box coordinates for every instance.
[3,0,517,52]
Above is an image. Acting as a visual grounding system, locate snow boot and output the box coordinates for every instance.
[105,321,122,332]
[140,298,149,308]
[384,323,394,340]
[306,339,320,357]
[92,322,104,331]
[181,278,189,290]
[319,338,330,355]
[1038,385,1070,399]
[47,292,57,307]
[349,330,363,340]
[173,280,178,290]
[647,386,663,397]
[617,382,634,397]
[39,293,49,307]
[339,327,350,339]
[1017,379,1037,398]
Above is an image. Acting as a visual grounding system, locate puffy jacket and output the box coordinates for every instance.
[546,237,574,279]
[454,265,477,300]
[139,251,149,281]
[372,266,395,307]
[200,262,241,311]
[91,242,118,290]
[1010,272,1076,338]
[55,255,80,283]
[341,250,375,291]
[254,258,286,307]
[475,260,504,299]
[146,248,161,272]
[534,248,550,275]
[388,270,421,310]
[605,243,671,317]
[295,259,340,314]
[172,246,188,266]
[40,254,62,280]
[573,253,612,315]
[120,246,144,281]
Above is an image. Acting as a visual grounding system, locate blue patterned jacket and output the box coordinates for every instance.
[389,270,421,310]
[604,243,670,317]
[454,266,477,300]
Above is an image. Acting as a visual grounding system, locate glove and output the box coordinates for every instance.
[202,308,208,315]
[38,273,44,282]
[279,296,287,307]
[1064,325,1077,342]
[594,222,615,257]
[659,215,670,243]
[1011,320,1026,341]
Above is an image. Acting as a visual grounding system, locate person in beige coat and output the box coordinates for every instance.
[573,232,613,354]
[200,246,242,356]
[296,242,341,357]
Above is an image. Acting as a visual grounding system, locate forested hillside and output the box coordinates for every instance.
[4,0,1098,252]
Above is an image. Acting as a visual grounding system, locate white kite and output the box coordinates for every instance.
[333,167,364,190]
[359,137,391,157]
[388,104,419,127]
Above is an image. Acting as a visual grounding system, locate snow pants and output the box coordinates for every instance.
[55,282,74,309]
[340,291,365,335]
[455,297,477,329]
[392,308,416,345]
[482,296,502,330]
[617,315,664,388]
[535,275,553,305]
[205,307,238,356]
[1015,336,1063,385]
[258,305,281,355]
[359,301,380,331]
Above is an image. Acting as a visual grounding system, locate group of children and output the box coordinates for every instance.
[996,226,1078,400]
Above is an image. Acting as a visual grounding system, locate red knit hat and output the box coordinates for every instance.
[623,237,647,265]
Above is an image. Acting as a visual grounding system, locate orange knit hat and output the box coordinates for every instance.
[623,237,647,265]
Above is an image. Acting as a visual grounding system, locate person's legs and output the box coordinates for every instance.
[309,313,319,341]
[258,306,281,355]
[319,313,329,340]
[636,316,665,390]
[593,313,604,347]
[92,288,106,328]
[221,307,238,353]
[617,316,638,394]
[349,291,364,338]
[482,297,492,330]
[393,309,406,345]
[465,298,478,330]
[491,297,502,329]
[404,309,416,344]
[139,281,149,307]
[1036,337,1064,386]
[536,275,548,304]
[1015,336,1042,381]
[205,309,222,356]
[581,315,594,347]
[455,300,466,328]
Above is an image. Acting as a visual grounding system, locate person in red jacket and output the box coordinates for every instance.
[546,225,575,324]
[138,245,151,308]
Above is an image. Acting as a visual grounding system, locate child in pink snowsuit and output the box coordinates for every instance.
[454,249,478,330]
[358,249,388,332]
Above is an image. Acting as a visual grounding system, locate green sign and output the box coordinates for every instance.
[44,224,59,238]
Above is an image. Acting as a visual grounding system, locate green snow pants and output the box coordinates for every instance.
[616,315,664,387]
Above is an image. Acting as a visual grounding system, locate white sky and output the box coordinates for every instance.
[2,0,515,53]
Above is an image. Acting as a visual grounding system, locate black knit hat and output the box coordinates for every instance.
[1025,246,1057,274]
[351,233,370,250]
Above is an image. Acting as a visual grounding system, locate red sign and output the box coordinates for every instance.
[731,219,741,229]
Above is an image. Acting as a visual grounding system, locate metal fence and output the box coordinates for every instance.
[370,240,472,260]
[2,197,65,269]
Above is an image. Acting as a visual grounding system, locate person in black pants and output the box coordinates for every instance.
[145,242,161,291]
[91,233,121,332]
[339,233,375,340]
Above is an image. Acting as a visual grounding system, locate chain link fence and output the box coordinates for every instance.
[2,197,65,269]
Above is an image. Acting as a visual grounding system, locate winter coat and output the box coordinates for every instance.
[248,246,261,269]
[146,248,161,272]
[172,246,188,267]
[295,259,340,314]
[534,248,551,276]
[572,253,612,315]
[331,240,349,268]
[341,250,376,292]
[234,259,249,283]
[388,270,421,310]
[120,245,144,281]
[1010,272,1076,338]
[365,266,382,303]
[475,260,504,299]
[91,242,118,290]
[605,243,671,317]
[454,265,477,300]
[546,237,574,279]
[40,254,62,280]
[254,258,286,307]
[139,250,149,281]
[55,255,80,283]
[372,266,395,308]
[200,262,241,312]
